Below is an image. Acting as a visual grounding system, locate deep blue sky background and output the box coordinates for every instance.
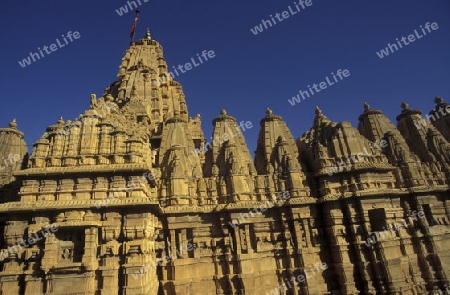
[1,0,449,154]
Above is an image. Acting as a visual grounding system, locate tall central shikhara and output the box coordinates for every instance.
[0,30,449,295]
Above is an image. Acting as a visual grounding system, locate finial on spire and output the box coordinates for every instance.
[364,102,370,110]
[9,119,17,128]
[315,106,322,115]
[145,28,151,39]
[401,101,410,110]
[434,96,444,104]
[57,117,64,125]
[220,109,227,115]
[266,108,272,115]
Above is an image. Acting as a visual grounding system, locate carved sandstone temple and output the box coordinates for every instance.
[0,29,449,295]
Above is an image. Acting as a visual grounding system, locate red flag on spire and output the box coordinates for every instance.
[130,9,140,40]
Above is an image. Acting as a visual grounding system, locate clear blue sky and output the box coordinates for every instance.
[1,0,449,154]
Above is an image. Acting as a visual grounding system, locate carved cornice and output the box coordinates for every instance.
[14,163,152,177]
[0,197,160,213]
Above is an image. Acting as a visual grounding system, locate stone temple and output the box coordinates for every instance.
[0,29,449,295]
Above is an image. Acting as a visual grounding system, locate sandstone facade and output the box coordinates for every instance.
[0,30,449,295]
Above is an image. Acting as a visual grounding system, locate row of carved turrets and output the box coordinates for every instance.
[1,31,449,205]
[1,97,449,206]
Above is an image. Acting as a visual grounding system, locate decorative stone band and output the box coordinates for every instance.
[318,162,396,177]
[0,195,311,213]
[14,163,153,177]
[2,187,444,214]
[0,198,160,213]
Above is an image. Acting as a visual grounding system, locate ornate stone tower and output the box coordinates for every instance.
[0,29,449,295]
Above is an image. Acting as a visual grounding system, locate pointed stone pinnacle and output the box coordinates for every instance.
[434,96,444,104]
[401,101,410,110]
[9,119,17,128]
[315,106,322,115]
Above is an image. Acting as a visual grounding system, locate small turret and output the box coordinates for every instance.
[396,101,450,185]
[0,120,28,187]
[299,107,396,197]
[204,110,256,201]
[396,101,449,163]
[358,102,426,187]
[429,97,450,142]
[254,108,308,198]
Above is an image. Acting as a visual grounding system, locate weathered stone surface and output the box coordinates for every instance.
[0,31,449,295]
